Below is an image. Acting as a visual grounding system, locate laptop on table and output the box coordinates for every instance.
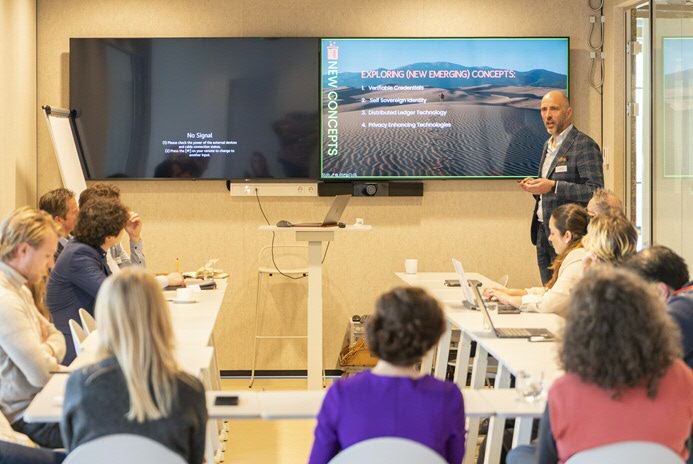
[451,259,553,338]
[450,259,520,314]
[277,195,350,227]
[478,296,555,339]
[451,259,478,310]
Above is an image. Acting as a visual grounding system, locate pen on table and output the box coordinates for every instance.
[175,257,180,273]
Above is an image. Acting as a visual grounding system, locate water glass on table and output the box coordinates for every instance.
[515,370,545,402]
[203,260,214,280]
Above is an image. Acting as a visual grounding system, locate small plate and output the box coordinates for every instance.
[173,299,197,304]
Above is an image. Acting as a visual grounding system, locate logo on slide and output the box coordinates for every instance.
[327,42,339,61]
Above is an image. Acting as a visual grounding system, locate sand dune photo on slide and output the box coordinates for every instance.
[322,85,555,178]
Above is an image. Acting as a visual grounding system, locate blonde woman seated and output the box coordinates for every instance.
[60,268,207,464]
[507,267,693,464]
[309,287,465,464]
[485,204,589,313]
[581,211,638,268]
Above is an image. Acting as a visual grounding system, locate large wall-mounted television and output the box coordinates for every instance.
[320,38,570,179]
[70,38,320,180]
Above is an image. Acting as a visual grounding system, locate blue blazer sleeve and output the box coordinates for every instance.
[68,248,108,308]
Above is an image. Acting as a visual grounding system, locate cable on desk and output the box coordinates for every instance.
[254,189,330,278]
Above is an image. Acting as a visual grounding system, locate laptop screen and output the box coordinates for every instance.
[476,293,499,334]
[451,258,478,309]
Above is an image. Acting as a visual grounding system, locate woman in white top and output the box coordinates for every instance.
[485,204,589,314]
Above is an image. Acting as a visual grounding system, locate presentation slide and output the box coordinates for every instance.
[320,38,569,179]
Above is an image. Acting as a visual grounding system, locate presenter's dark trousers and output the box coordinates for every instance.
[536,222,557,285]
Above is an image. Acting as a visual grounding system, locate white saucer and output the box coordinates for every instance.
[173,299,197,304]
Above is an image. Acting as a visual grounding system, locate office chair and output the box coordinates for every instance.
[68,319,86,357]
[565,441,683,464]
[328,437,446,464]
[62,434,186,464]
[78,308,96,335]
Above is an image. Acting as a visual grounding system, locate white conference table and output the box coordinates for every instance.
[397,271,561,464]
[165,279,228,344]
[205,388,537,420]
[24,342,215,423]
[259,225,371,390]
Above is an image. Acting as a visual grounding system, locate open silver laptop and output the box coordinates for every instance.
[279,195,350,227]
[451,259,519,314]
[477,292,555,339]
[451,259,478,310]
[445,259,521,314]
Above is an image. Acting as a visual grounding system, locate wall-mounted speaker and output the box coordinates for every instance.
[318,181,423,197]
[354,183,388,197]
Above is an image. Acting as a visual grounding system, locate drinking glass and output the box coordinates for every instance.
[515,370,545,402]
[203,260,214,280]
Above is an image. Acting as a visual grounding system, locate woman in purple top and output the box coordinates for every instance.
[309,287,465,464]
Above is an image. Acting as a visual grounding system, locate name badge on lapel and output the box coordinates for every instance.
[555,165,568,173]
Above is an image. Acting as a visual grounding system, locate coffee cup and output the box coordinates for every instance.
[405,259,418,274]
[176,287,194,302]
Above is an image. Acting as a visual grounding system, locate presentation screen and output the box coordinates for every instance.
[320,38,570,179]
[70,38,320,180]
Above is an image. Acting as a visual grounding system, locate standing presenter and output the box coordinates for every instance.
[520,91,603,284]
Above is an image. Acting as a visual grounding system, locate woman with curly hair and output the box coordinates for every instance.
[46,197,129,364]
[485,204,589,313]
[309,287,465,464]
[509,267,693,464]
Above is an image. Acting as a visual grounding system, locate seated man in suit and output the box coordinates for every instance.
[78,183,182,287]
[78,184,145,271]
[38,188,79,261]
[46,197,129,365]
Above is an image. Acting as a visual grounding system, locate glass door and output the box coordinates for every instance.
[652,0,693,263]
[627,3,651,248]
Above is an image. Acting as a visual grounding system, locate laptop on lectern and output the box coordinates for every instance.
[279,195,351,227]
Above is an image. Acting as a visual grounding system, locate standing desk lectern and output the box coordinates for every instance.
[259,225,371,389]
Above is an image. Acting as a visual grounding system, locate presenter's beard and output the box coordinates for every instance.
[545,122,559,136]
